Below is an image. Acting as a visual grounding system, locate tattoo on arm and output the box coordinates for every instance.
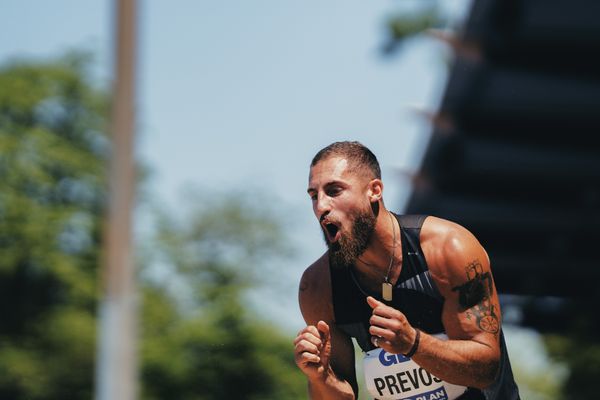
[451,260,499,334]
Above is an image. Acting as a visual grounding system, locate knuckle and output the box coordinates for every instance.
[389,320,402,331]
[395,311,407,322]
[295,340,308,351]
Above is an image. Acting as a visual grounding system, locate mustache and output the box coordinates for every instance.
[320,213,335,225]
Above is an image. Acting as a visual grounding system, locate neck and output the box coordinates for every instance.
[355,209,402,284]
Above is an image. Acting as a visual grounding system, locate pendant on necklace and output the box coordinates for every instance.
[382,281,393,301]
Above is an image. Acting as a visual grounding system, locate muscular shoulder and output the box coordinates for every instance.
[298,252,334,325]
[420,216,491,292]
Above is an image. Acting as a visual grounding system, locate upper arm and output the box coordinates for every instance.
[427,221,502,354]
[298,255,358,393]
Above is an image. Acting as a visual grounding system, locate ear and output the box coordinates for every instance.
[367,179,383,203]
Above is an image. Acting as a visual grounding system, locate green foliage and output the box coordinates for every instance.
[382,5,442,55]
[140,287,306,400]
[544,297,600,400]
[0,53,107,400]
[139,192,306,399]
[388,9,439,40]
[0,54,306,399]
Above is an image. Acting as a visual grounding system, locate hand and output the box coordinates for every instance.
[294,321,332,380]
[367,296,417,355]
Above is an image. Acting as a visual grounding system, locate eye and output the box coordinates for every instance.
[326,186,342,197]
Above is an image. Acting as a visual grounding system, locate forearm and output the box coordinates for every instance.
[412,332,499,389]
[307,369,355,400]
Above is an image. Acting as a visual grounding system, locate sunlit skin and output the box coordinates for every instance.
[294,155,504,399]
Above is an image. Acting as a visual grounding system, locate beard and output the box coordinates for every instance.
[324,207,376,269]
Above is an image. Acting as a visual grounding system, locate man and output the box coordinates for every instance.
[294,141,520,399]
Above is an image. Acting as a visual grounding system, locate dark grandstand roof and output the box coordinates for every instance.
[402,0,600,328]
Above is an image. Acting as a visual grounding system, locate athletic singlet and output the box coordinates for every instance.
[329,214,520,400]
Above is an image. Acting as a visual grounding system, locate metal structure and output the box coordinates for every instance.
[95,0,138,399]
[403,0,600,330]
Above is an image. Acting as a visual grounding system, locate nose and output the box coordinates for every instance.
[314,192,331,219]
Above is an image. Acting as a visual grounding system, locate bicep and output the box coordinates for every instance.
[442,259,502,343]
[438,232,502,350]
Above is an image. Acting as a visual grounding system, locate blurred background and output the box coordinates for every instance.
[1,0,598,399]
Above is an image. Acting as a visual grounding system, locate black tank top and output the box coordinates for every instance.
[329,214,520,400]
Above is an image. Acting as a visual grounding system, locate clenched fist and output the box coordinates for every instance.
[294,321,333,380]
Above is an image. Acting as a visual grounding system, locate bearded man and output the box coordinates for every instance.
[293,141,520,400]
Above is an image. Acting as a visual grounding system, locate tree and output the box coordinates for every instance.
[380,2,443,56]
[139,190,306,400]
[0,52,307,399]
[0,53,108,399]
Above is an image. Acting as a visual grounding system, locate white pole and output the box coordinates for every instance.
[95,0,138,399]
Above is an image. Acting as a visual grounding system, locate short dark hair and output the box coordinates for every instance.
[310,141,381,179]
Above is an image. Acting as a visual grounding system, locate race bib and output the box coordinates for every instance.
[363,335,467,400]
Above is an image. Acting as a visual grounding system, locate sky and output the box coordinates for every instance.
[1,1,564,394]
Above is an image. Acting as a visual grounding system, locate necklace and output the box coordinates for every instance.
[353,211,397,301]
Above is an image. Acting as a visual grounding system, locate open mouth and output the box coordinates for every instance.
[322,220,341,243]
